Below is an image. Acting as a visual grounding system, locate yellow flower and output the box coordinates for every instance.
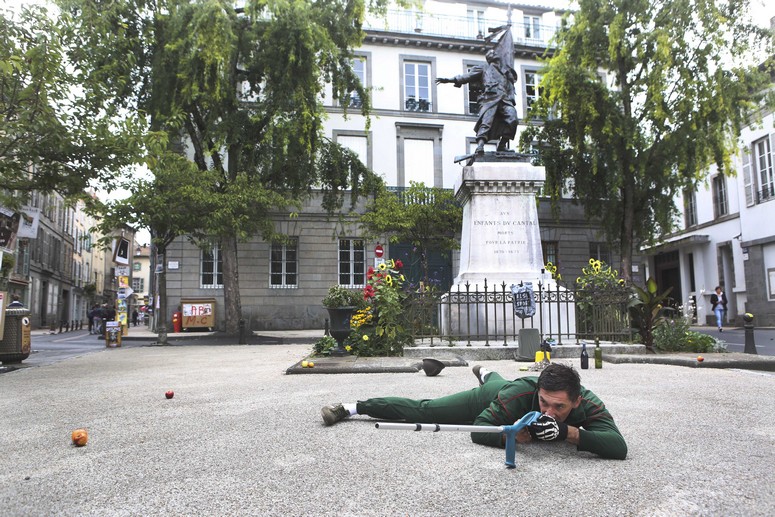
[345,345,352,351]
[389,258,395,268]
[589,258,595,265]
[400,274,405,281]
[385,275,393,286]
[362,335,369,341]
[378,262,387,271]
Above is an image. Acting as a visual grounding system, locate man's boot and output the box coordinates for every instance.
[497,137,510,152]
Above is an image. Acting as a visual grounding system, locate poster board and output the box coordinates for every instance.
[181,299,216,330]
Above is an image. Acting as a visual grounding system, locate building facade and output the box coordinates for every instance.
[162,1,627,331]
[643,91,775,327]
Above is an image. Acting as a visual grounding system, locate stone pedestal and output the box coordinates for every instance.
[441,157,575,341]
[454,160,545,286]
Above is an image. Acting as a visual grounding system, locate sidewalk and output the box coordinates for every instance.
[28,327,775,373]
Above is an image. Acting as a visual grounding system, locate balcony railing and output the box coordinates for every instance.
[364,9,557,47]
[404,97,431,112]
[757,184,775,204]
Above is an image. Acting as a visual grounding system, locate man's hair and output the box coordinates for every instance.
[715,286,721,291]
[537,363,581,401]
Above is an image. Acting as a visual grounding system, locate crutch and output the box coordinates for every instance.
[375,411,541,469]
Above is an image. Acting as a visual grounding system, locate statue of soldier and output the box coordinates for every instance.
[436,25,518,156]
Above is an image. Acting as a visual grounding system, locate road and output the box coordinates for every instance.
[11,329,152,370]
[691,326,775,355]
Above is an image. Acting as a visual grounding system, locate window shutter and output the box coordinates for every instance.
[742,146,753,206]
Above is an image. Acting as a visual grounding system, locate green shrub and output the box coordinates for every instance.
[312,335,338,356]
[653,317,727,353]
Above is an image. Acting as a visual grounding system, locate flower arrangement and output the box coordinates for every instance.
[345,258,413,356]
[322,285,361,308]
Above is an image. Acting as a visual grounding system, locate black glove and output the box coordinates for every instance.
[528,414,568,442]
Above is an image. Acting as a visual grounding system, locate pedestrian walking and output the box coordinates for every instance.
[710,286,728,331]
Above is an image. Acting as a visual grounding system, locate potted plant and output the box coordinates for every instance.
[322,285,361,356]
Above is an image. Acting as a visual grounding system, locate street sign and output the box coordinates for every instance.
[375,244,384,258]
[115,265,130,276]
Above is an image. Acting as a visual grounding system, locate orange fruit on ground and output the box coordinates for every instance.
[71,428,88,447]
[697,356,704,362]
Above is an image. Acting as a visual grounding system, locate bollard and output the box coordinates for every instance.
[743,313,757,355]
[238,318,246,345]
[324,318,330,336]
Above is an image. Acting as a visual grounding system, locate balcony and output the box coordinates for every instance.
[364,9,557,47]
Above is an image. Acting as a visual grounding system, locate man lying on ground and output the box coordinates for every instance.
[321,362,627,460]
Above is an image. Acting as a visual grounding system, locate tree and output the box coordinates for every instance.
[57,0,388,335]
[521,0,774,281]
[359,181,463,287]
[93,137,215,344]
[0,5,146,208]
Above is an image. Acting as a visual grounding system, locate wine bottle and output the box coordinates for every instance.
[580,341,589,369]
[594,337,603,369]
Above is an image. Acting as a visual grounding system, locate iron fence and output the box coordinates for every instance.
[404,280,632,346]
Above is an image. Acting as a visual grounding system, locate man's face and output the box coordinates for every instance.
[537,388,581,422]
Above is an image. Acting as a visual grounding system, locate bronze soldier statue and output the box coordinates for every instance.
[436,25,518,156]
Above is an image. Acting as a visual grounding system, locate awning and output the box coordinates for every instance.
[642,234,710,254]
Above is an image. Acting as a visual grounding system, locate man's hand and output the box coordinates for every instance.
[528,414,568,442]
[435,77,452,84]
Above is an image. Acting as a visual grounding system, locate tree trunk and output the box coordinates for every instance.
[156,246,168,345]
[620,176,635,284]
[221,232,242,336]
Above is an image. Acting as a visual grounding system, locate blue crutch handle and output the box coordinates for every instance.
[502,411,541,469]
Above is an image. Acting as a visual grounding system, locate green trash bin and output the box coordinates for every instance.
[0,308,32,364]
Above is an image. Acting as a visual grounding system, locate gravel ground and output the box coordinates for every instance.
[1,344,773,516]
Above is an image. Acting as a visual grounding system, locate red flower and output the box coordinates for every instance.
[394,259,403,269]
[367,266,375,279]
[363,284,376,299]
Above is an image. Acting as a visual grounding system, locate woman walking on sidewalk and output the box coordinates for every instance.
[711,286,728,331]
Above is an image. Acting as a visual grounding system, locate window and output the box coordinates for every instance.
[754,136,774,203]
[346,56,366,108]
[712,174,728,218]
[338,239,365,287]
[396,123,443,187]
[467,9,485,38]
[271,239,298,288]
[403,139,435,186]
[684,189,697,227]
[589,242,612,266]
[464,61,484,115]
[542,241,558,267]
[524,70,542,118]
[524,15,541,40]
[132,278,144,292]
[334,130,371,170]
[403,61,431,112]
[201,245,223,288]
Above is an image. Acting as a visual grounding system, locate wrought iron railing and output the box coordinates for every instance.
[403,280,632,346]
[757,184,774,204]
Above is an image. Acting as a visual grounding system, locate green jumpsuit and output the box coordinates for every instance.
[356,372,627,460]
